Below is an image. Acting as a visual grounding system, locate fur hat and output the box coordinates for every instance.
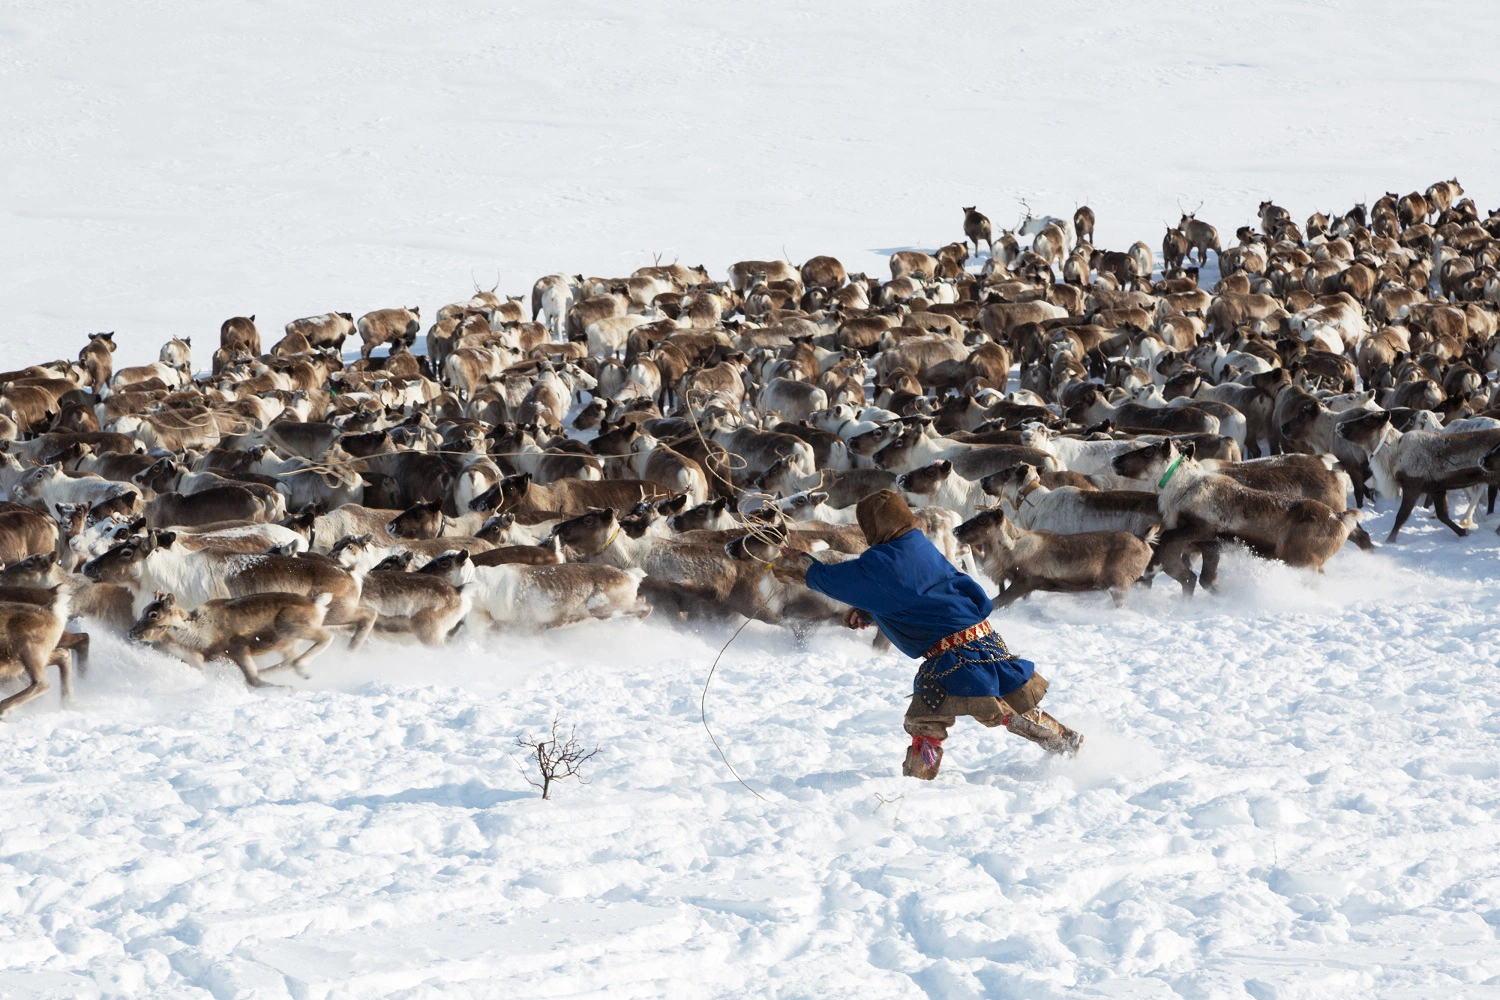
[856,489,919,546]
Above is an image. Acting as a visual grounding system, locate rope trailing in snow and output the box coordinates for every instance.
[700,575,773,803]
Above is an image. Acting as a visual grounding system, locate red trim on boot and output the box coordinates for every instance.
[911,733,943,769]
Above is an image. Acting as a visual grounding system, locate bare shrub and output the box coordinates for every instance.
[515,717,600,800]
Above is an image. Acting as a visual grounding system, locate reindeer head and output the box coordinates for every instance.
[129,592,186,642]
[415,548,472,586]
[548,507,617,556]
[387,499,444,540]
[667,496,731,534]
[0,552,62,587]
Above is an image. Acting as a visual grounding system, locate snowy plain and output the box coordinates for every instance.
[3,0,1500,997]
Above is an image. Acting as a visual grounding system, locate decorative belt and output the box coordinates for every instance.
[924,620,994,660]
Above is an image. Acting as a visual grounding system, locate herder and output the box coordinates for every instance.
[775,490,1082,779]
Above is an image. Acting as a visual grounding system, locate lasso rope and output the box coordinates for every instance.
[700,584,774,803]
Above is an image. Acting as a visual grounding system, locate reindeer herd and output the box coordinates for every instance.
[4,178,1500,716]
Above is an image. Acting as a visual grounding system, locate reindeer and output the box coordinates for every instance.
[1258,200,1292,235]
[954,508,1156,607]
[0,584,73,717]
[1073,205,1096,246]
[1015,200,1078,256]
[799,255,847,291]
[285,313,355,351]
[1112,440,1360,592]
[418,545,648,628]
[220,315,261,356]
[357,307,421,360]
[962,206,993,257]
[988,463,1160,536]
[82,531,376,646]
[1162,226,1190,272]
[78,332,116,391]
[129,591,333,687]
[1335,411,1500,541]
[1177,204,1221,266]
[1426,178,1463,217]
[159,337,192,373]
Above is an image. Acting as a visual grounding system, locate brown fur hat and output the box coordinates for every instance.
[856,489,919,546]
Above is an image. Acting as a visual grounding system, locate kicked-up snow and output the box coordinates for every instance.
[4,0,1500,997]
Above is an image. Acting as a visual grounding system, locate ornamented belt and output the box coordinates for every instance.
[923,620,994,660]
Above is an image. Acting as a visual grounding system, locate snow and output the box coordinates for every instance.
[5,508,1500,998]
[5,1,1499,368]
[5,1,1500,997]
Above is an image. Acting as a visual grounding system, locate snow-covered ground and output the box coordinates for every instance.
[4,1,1500,368]
[5,1,1500,997]
[4,506,1500,998]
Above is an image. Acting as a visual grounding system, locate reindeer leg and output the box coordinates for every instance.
[1388,480,1423,542]
[346,607,377,650]
[227,639,272,688]
[0,652,50,718]
[1198,539,1223,592]
[1458,486,1482,530]
[1155,526,1199,596]
[57,631,89,675]
[1344,461,1368,508]
[1433,489,1468,537]
[995,577,1037,608]
[50,649,72,704]
[288,627,333,675]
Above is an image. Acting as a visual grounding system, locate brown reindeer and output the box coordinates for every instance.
[1162,226,1190,272]
[962,207,993,258]
[220,315,261,356]
[129,591,333,686]
[1073,205,1096,246]
[1177,209,1221,266]
[799,255,847,291]
[78,332,116,390]
[954,508,1156,607]
[0,584,73,717]
[467,472,671,522]
[285,312,355,351]
[1426,178,1463,217]
[1112,440,1360,592]
[357,307,421,360]
[83,531,377,647]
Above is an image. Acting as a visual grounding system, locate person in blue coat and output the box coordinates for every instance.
[776,489,1082,779]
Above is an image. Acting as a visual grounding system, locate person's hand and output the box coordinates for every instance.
[843,608,872,630]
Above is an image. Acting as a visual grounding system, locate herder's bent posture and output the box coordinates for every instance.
[776,490,1082,779]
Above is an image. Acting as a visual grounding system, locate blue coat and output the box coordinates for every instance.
[805,529,1034,708]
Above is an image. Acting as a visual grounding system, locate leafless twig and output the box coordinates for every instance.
[515,717,600,800]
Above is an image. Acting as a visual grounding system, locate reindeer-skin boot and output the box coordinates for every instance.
[903,734,944,779]
[1005,709,1084,756]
